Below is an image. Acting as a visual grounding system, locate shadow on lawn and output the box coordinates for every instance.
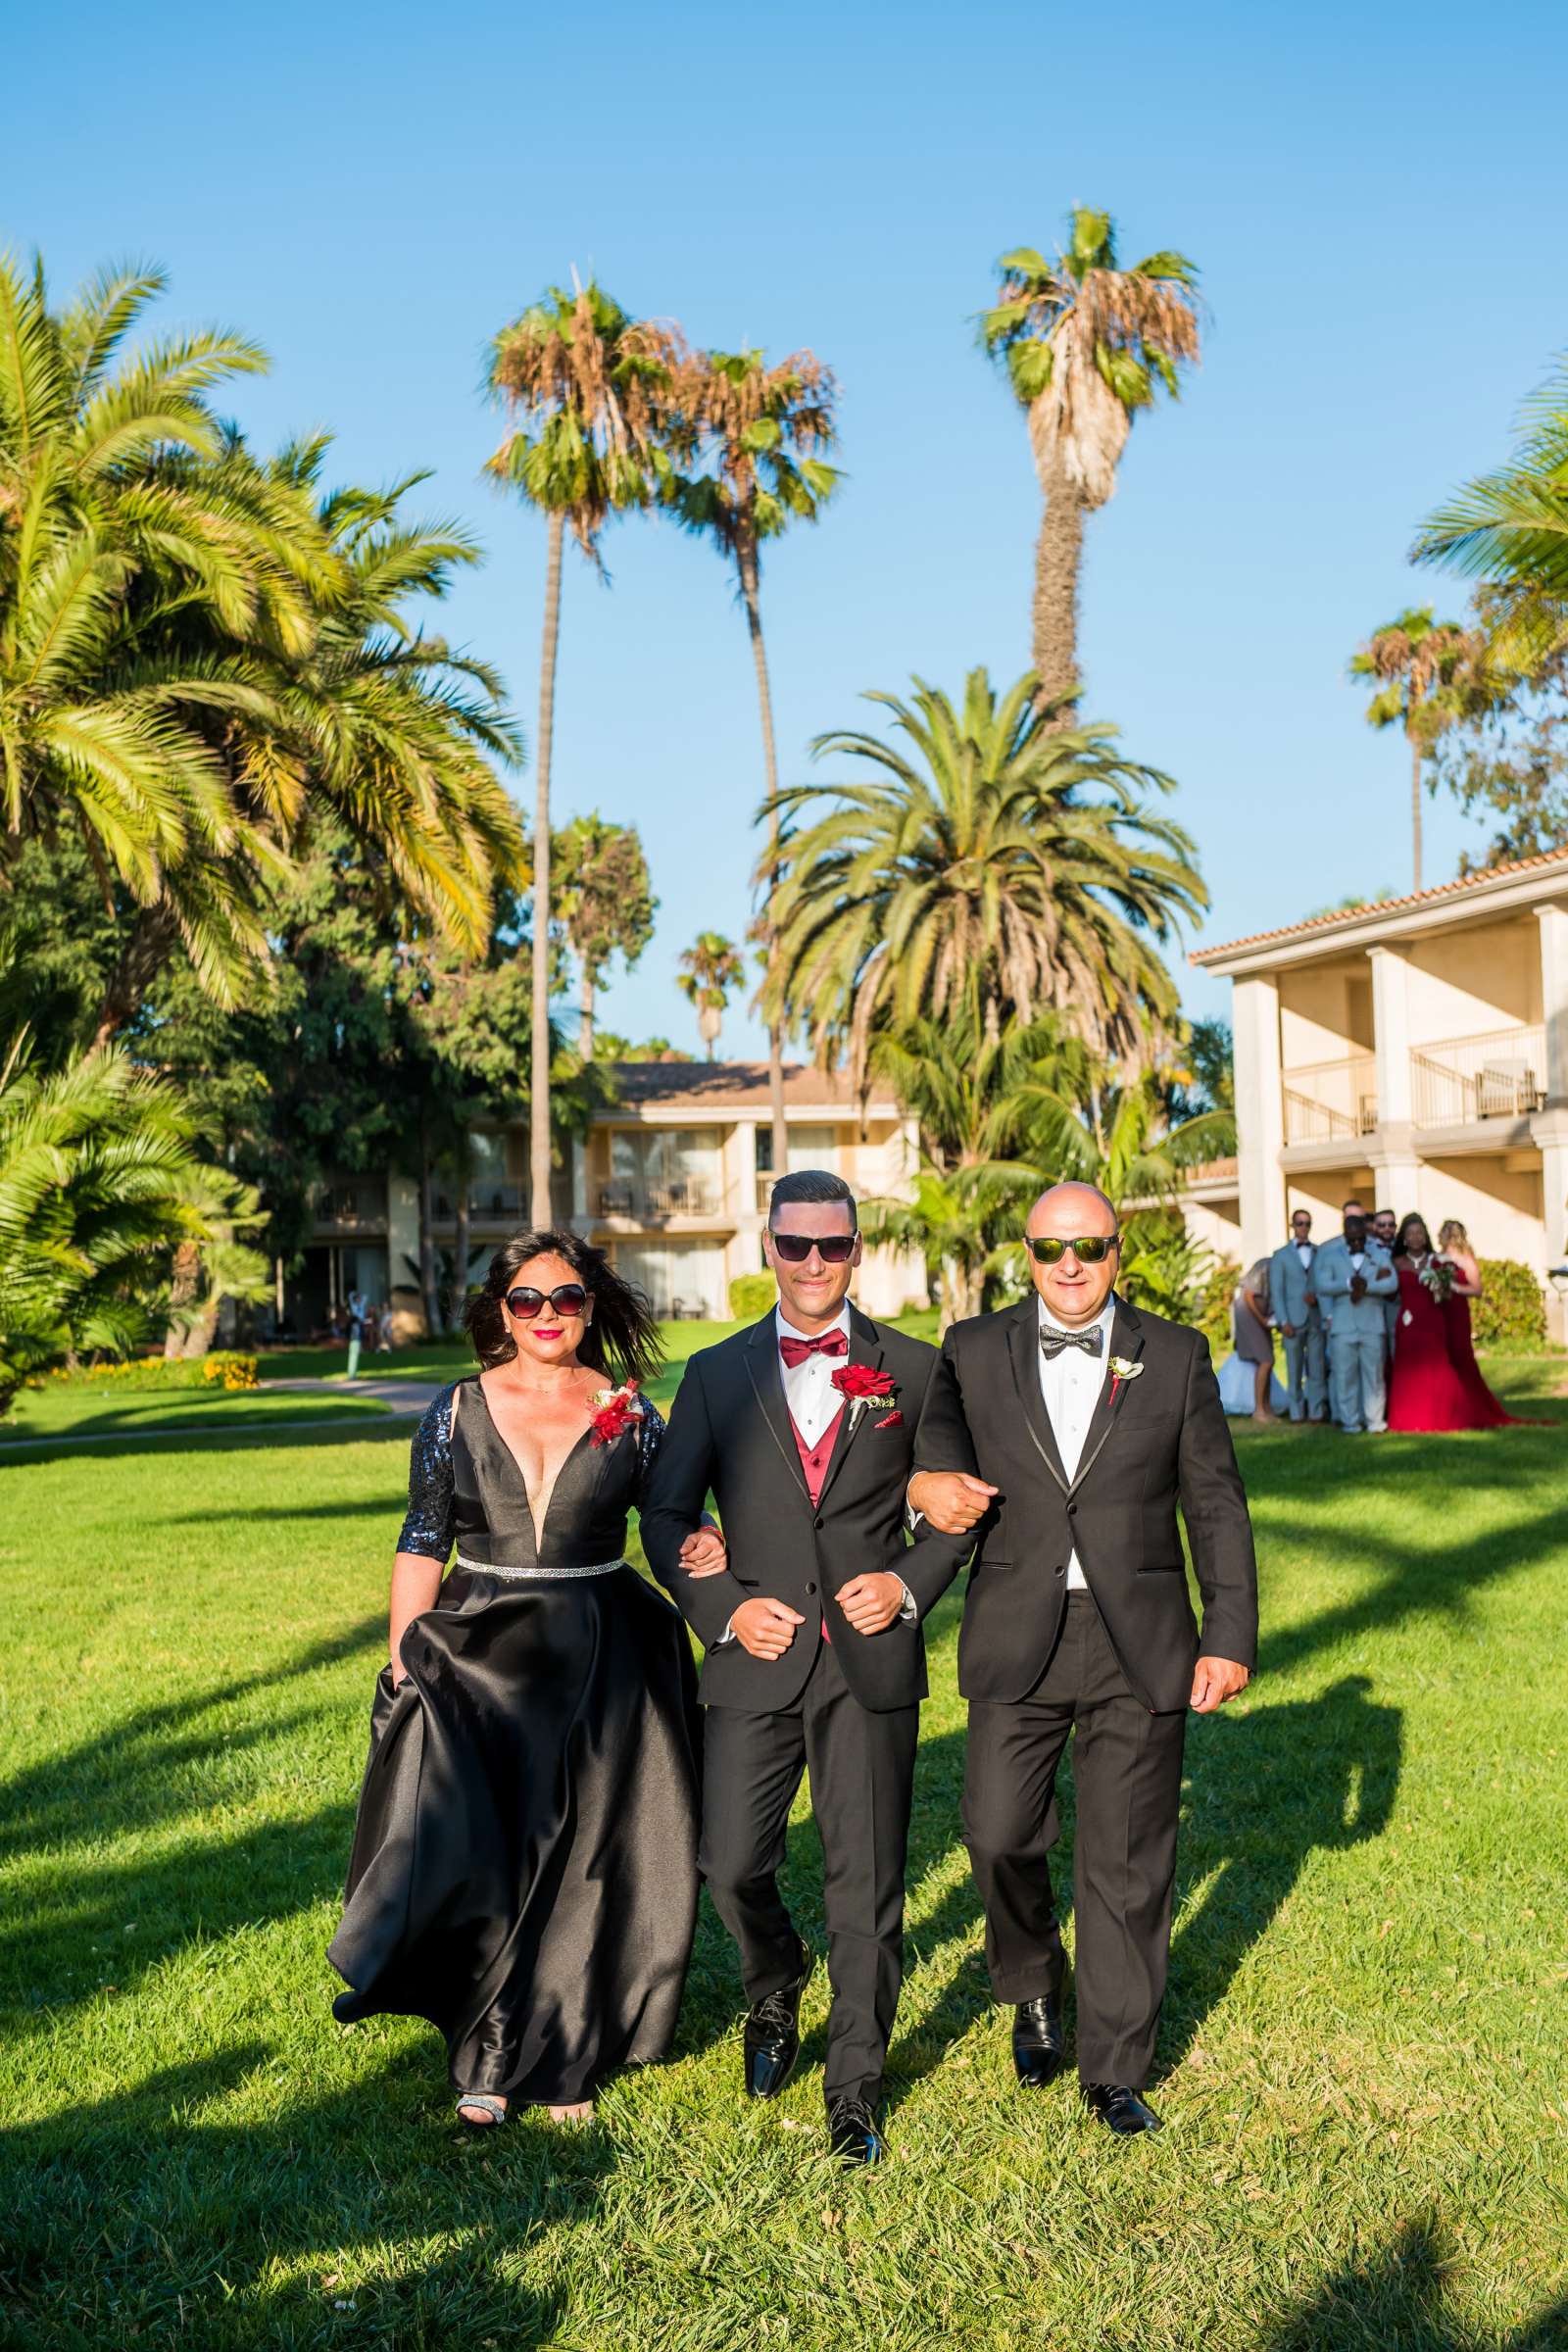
[875,1676,1401,2106]
[1261,2214,1566,2349]
[0,1414,414,1467]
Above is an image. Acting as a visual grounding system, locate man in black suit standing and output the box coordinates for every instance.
[909,1181,1257,2136]
[641,1172,967,2166]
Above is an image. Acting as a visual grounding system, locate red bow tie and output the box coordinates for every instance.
[779,1328,849,1369]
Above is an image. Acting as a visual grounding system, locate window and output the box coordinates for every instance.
[613,1242,726,1320]
[605,1128,721,1214]
[755,1123,840,1175]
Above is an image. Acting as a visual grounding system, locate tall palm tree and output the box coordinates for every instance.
[663,346,840,1171]
[553,812,656,1057]
[980,209,1200,720]
[1349,609,1479,891]
[1413,359,1568,677]
[676,931,744,1059]
[487,280,680,1222]
[762,667,1205,1092]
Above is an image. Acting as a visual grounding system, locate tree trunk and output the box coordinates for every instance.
[1410,731,1423,894]
[164,1240,201,1358]
[92,903,180,1050]
[577,962,595,1060]
[531,509,564,1228]
[1031,457,1086,730]
[739,535,790,1178]
[454,1128,471,1332]
[418,1124,440,1340]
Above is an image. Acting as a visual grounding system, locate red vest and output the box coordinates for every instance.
[789,1405,844,1639]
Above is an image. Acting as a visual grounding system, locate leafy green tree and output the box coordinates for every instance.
[980,210,1200,718]
[1432,639,1568,871]
[664,345,840,1167]
[553,812,657,1057]
[764,667,1204,1089]
[676,932,745,1059]
[486,281,680,1222]
[1349,608,1479,891]
[1413,358,1568,676]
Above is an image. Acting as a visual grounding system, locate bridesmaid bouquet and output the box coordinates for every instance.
[1418,1257,1456,1304]
[588,1379,643,1445]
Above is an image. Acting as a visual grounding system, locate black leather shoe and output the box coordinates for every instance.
[743,1936,812,2100]
[1011,1992,1066,2086]
[826,2094,884,2167]
[1083,2082,1163,2135]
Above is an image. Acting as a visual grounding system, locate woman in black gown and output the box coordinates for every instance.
[328,1229,722,2126]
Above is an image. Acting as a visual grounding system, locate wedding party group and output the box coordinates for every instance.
[327,1172,1258,2164]
[1229,1198,1519,1436]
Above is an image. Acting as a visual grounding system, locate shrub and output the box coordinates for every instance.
[47,1352,260,1393]
[728,1272,776,1322]
[1194,1256,1241,1363]
[1471,1258,1547,1352]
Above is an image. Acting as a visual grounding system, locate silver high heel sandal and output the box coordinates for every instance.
[456,2092,509,2129]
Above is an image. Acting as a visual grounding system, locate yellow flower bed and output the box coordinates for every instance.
[49,1353,260,1394]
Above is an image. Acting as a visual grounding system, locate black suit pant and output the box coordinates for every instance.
[962,1593,1187,2087]
[699,1632,917,2109]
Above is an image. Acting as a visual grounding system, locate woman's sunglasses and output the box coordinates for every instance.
[1025,1233,1120,1266]
[769,1230,857,1264]
[505,1284,588,1319]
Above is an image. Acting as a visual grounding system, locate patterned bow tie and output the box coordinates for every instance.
[1040,1323,1104,1362]
[779,1327,849,1369]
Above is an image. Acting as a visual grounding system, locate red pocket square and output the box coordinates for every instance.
[878,1410,905,1430]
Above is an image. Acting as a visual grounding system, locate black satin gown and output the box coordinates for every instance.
[328,1378,701,2107]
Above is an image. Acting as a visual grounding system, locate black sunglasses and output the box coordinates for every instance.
[1025,1233,1120,1266]
[505,1284,588,1319]
[769,1230,857,1264]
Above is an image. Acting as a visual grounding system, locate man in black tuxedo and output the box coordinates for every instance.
[641,1171,968,2166]
[909,1181,1257,2135]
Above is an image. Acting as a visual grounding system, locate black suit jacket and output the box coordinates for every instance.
[640,1304,970,1714]
[914,1294,1258,1714]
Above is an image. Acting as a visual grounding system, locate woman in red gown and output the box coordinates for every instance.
[1434,1218,1518,1427]
[1386,1215,1484,1433]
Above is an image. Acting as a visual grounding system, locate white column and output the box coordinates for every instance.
[1535,901,1568,1105]
[1368,945,1412,1128]
[1232,972,1286,1266]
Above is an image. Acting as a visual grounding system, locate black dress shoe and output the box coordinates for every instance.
[1011,1992,1066,2086]
[743,1936,812,2100]
[1083,2082,1163,2135]
[826,2094,884,2167]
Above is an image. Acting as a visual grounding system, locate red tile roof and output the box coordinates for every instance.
[600,1060,886,1114]
[1191,843,1568,965]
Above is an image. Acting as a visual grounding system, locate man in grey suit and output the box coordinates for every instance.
[1371,1209,1401,1366]
[1268,1208,1327,1423]
[1314,1200,1397,1433]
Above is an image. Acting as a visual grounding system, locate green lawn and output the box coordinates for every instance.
[0,1385,394,1449]
[2,1342,1565,2349]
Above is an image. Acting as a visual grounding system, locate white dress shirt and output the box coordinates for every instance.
[1037,1295,1117,1591]
[776,1302,852,1447]
[1296,1243,1313,1271]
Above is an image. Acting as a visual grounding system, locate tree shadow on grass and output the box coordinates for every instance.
[1261,2214,1566,2349]
[0,1416,414,1467]
[0,2044,612,2348]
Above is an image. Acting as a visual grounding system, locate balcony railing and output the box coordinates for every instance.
[1410,1025,1547,1128]
[1282,1055,1379,1145]
[313,1184,387,1231]
[433,1183,525,1221]
[596,1181,724,1223]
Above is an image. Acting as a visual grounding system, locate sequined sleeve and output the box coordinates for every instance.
[397,1384,458,1560]
[633,1396,665,1497]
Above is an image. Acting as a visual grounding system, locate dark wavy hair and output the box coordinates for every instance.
[1395,1212,1431,1258]
[463,1227,662,1384]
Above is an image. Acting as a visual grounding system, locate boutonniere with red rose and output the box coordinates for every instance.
[831,1363,901,1431]
[588,1378,643,1446]
[1108,1355,1144,1406]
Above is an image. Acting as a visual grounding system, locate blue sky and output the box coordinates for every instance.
[10,0,1567,1054]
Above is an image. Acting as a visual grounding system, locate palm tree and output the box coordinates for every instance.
[553,812,657,1057]
[487,280,680,1222]
[1349,609,1479,891]
[762,667,1205,1092]
[676,931,744,1059]
[663,346,840,1171]
[1413,359,1568,676]
[980,210,1200,720]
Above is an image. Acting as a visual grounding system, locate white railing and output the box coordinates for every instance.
[1410,1026,1547,1128]
[1281,1056,1379,1145]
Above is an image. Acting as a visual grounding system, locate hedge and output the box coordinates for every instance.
[1471,1258,1548,1353]
[46,1353,260,1393]
[727,1272,776,1322]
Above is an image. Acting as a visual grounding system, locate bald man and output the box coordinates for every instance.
[908,1183,1257,2136]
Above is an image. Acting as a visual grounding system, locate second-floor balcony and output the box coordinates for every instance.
[596,1181,725,1223]
[313,1182,388,1233]
[1282,1055,1379,1145]
[1410,1025,1547,1128]
[433,1182,525,1221]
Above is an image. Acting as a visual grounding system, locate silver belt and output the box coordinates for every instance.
[454,1553,625,1582]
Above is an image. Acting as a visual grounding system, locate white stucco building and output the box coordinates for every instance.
[1190,846,1568,1339]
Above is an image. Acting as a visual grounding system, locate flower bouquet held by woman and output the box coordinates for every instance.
[328,1229,727,2128]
